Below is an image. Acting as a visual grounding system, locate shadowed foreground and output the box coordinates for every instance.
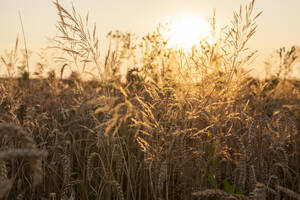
[0,75,300,199]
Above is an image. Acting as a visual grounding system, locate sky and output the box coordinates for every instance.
[1,0,300,75]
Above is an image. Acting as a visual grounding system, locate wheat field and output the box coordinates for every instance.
[0,0,300,199]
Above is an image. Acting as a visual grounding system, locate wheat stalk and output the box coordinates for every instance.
[0,160,10,198]
[108,179,125,200]
[158,161,167,199]
[87,152,100,182]
[0,123,47,187]
[253,183,266,200]
[0,160,8,183]
[192,189,238,199]
[112,143,123,176]
[49,193,57,200]
[276,185,300,200]
[238,137,247,193]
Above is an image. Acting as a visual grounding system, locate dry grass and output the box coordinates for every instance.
[0,0,300,199]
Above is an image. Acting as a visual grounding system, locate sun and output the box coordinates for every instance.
[166,15,210,50]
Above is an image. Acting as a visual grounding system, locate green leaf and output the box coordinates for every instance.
[235,185,242,194]
[223,180,235,194]
[207,173,217,187]
[213,158,219,168]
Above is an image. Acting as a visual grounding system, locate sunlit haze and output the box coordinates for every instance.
[1,0,300,77]
[166,15,210,49]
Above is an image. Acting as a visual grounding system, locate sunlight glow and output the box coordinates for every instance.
[166,15,210,50]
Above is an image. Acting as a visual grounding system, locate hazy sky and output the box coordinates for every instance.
[1,0,300,68]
